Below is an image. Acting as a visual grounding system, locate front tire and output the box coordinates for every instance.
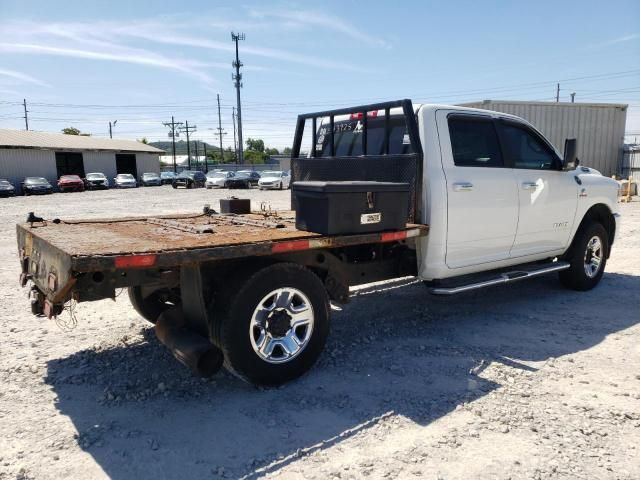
[213,263,330,386]
[559,221,608,291]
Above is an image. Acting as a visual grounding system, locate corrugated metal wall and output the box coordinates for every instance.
[135,153,160,177]
[0,149,57,189]
[460,101,627,176]
[83,152,118,180]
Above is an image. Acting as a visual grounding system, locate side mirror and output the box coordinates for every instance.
[563,138,578,170]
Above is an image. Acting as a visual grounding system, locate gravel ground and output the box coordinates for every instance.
[0,187,638,480]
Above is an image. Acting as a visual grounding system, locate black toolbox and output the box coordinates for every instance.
[220,197,251,214]
[293,181,410,235]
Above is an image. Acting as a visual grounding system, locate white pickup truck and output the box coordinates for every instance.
[17,99,620,386]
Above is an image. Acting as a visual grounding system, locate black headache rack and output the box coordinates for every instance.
[290,99,424,223]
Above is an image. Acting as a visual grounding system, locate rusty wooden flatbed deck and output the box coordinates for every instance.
[18,210,428,272]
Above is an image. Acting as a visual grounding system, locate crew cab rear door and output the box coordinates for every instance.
[496,120,578,257]
[437,111,519,268]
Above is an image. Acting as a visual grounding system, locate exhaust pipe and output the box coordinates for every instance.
[155,308,224,377]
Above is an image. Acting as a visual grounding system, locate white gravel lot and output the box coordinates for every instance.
[0,186,638,480]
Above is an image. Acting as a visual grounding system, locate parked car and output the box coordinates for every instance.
[113,174,138,188]
[205,171,234,189]
[141,172,162,187]
[225,170,260,189]
[57,175,85,193]
[22,177,53,195]
[258,170,291,190]
[160,171,176,185]
[236,170,261,186]
[0,178,16,197]
[84,172,109,190]
[172,170,206,189]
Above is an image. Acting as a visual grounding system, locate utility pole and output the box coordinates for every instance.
[195,140,199,169]
[231,32,245,164]
[232,107,237,161]
[109,120,117,139]
[215,93,227,162]
[570,92,576,103]
[556,83,560,102]
[178,121,197,170]
[203,143,208,173]
[163,116,183,173]
[23,99,29,131]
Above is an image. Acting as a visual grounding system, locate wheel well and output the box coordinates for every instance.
[578,204,615,255]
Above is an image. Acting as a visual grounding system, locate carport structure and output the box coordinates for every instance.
[0,129,163,192]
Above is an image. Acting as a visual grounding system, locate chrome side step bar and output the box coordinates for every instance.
[430,261,570,295]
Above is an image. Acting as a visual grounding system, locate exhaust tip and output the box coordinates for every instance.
[156,308,224,378]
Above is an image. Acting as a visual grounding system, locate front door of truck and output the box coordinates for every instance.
[496,120,578,257]
[437,111,519,268]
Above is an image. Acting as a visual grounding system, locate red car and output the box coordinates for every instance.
[58,175,85,192]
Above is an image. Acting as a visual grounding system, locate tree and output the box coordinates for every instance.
[138,137,149,144]
[62,127,81,135]
[265,147,279,156]
[282,147,292,156]
[245,138,265,153]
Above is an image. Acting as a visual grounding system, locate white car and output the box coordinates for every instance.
[258,171,290,190]
[113,174,137,188]
[205,171,234,189]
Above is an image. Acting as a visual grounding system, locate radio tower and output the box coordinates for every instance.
[231,32,245,164]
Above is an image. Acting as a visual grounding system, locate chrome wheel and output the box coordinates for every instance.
[249,287,314,364]
[583,236,603,278]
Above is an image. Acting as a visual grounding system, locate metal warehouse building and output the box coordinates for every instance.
[460,100,627,176]
[0,129,163,191]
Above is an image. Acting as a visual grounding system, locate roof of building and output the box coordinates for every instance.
[0,129,164,153]
[459,100,628,109]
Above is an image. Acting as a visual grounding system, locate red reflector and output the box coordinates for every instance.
[114,254,157,268]
[350,111,379,120]
[272,240,310,253]
[381,231,408,242]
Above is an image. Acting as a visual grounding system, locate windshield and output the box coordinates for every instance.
[234,172,250,178]
[86,173,105,179]
[0,180,11,186]
[208,172,227,178]
[25,177,48,184]
[161,172,175,178]
[178,172,195,178]
[117,174,134,180]
[61,175,81,180]
[262,171,282,177]
[143,173,158,178]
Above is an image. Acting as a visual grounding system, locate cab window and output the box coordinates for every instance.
[499,122,560,170]
[448,116,504,167]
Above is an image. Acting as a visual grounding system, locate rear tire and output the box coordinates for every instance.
[212,263,330,386]
[128,286,179,324]
[559,221,608,291]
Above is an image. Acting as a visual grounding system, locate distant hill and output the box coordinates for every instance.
[149,140,219,155]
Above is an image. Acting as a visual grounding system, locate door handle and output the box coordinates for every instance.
[522,181,538,190]
[452,182,473,192]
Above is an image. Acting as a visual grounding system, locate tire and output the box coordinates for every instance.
[279,182,283,190]
[128,285,180,324]
[559,221,609,291]
[172,184,177,189]
[213,263,330,386]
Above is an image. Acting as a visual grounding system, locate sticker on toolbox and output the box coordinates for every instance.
[360,213,382,224]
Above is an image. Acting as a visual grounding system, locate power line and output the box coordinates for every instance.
[163,116,184,173]
[231,31,245,164]
[177,121,197,170]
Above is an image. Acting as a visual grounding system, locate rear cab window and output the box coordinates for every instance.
[447,115,504,168]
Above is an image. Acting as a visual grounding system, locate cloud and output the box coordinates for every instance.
[0,68,50,87]
[590,33,639,48]
[249,8,390,49]
[0,42,215,85]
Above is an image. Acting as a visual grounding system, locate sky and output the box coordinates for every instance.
[0,0,639,150]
